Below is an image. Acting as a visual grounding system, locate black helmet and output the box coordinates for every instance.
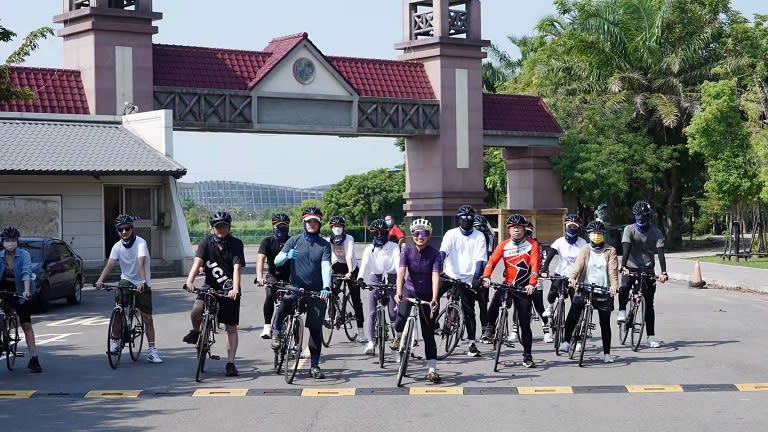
[0,226,21,240]
[301,206,323,222]
[271,212,290,225]
[564,214,581,224]
[113,214,134,228]
[209,211,232,226]
[506,214,528,227]
[368,219,389,232]
[457,204,476,217]
[329,215,346,227]
[586,220,607,233]
[473,215,488,227]
[632,200,652,215]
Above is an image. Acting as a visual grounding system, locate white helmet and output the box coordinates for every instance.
[409,218,433,234]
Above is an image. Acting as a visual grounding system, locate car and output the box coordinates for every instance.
[18,237,85,311]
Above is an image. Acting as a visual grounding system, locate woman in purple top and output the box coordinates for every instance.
[394,218,442,383]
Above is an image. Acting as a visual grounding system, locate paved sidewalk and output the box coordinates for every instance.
[664,249,768,294]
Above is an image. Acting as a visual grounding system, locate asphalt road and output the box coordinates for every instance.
[1,246,767,431]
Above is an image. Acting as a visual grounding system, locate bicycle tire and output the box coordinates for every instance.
[619,304,631,345]
[396,319,413,387]
[321,297,336,347]
[553,298,565,355]
[195,316,210,382]
[128,309,144,361]
[274,316,291,375]
[5,313,18,371]
[377,307,386,368]
[436,303,462,360]
[578,307,591,367]
[568,311,583,360]
[285,315,304,384]
[106,308,124,369]
[342,293,359,342]
[493,307,508,372]
[632,299,646,352]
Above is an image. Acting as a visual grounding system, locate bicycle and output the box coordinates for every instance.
[619,271,657,351]
[183,281,230,382]
[362,283,396,368]
[272,286,323,384]
[540,274,570,355]
[396,296,433,387]
[568,282,610,366]
[0,292,23,371]
[488,283,527,372]
[97,283,145,370]
[265,280,288,337]
[435,274,465,360]
[321,274,359,346]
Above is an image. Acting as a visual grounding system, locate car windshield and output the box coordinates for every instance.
[18,240,44,263]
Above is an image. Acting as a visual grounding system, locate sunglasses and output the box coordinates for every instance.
[411,230,430,238]
[117,226,133,233]
[458,215,474,220]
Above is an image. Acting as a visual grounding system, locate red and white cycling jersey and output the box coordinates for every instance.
[483,238,540,287]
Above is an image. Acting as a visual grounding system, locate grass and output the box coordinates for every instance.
[691,254,768,269]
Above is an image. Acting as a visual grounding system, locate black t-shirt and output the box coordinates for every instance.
[195,234,245,290]
[258,236,291,282]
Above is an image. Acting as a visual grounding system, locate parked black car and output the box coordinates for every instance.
[18,237,85,311]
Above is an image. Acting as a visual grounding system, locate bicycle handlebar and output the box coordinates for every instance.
[95,283,138,292]
[276,286,324,298]
[488,282,528,293]
[626,272,658,281]
[183,284,228,296]
[573,282,611,296]
[363,283,396,291]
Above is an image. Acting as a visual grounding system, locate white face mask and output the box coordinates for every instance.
[3,241,17,252]
[332,227,344,236]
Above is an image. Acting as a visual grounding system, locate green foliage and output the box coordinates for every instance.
[483,148,506,207]
[322,169,405,225]
[0,21,54,103]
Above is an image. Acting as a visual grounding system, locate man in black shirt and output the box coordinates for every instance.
[256,212,292,339]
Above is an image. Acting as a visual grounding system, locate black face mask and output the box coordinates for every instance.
[121,234,137,249]
[212,234,230,246]
[273,225,289,242]
[459,217,474,234]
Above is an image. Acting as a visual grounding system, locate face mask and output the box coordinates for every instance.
[373,233,388,247]
[458,216,474,234]
[332,227,344,236]
[3,241,17,252]
[273,225,289,242]
[589,233,604,245]
[385,219,393,227]
[635,214,650,233]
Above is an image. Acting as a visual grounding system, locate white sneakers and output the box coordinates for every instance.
[507,332,517,343]
[559,341,571,352]
[543,331,554,343]
[604,354,615,363]
[364,341,375,355]
[575,342,582,353]
[646,336,661,348]
[260,324,272,339]
[616,310,627,322]
[110,338,121,353]
[358,336,369,344]
[146,347,163,363]
[542,305,552,318]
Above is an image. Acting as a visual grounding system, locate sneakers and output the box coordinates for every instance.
[480,328,494,344]
[271,332,284,350]
[543,331,554,343]
[426,371,441,383]
[27,356,42,373]
[617,310,627,323]
[225,362,238,376]
[146,347,163,363]
[559,341,571,352]
[575,342,582,353]
[364,341,375,355]
[260,324,272,339]
[522,354,536,368]
[358,336,369,344]
[310,366,325,379]
[507,331,517,343]
[182,329,200,344]
[604,354,615,363]
[390,336,401,352]
[110,338,121,353]
[542,305,552,318]
[467,342,481,357]
[646,336,661,348]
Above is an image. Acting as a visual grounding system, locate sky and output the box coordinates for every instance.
[0,0,764,188]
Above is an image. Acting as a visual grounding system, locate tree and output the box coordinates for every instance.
[0,21,54,103]
[322,168,405,225]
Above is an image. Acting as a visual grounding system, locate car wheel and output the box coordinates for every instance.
[67,277,83,305]
[36,281,51,313]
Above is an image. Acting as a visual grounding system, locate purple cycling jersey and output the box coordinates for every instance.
[399,245,442,300]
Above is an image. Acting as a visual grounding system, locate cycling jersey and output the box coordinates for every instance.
[483,237,541,287]
[359,241,400,282]
[196,234,245,290]
[280,234,331,291]
[257,236,290,282]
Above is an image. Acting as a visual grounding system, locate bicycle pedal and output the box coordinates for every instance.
[588,323,596,330]
[210,354,221,360]
[16,352,25,358]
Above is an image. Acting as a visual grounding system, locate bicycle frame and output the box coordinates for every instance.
[570,282,610,366]
[99,283,144,369]
[364,283,395,367]
[489,283,526,372]
[396,296,432,387]
[621,272,657,351]
[273,286,323,384]
[0,293,22,371]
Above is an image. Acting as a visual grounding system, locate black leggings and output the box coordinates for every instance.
[618,275,657,336]
[564,301,612,354]
[332,263,363,328]
[459,284,478,341]
[488,290,533,355]
[478,286,490,328]
[393,295,437,360]
[547,277,573,304]
[531,290,549,326]
[263,276,288,324]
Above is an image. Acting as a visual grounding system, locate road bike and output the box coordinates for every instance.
[0,292,22,371]
[321,274,359,346]
[362,283,396,368]
[488,283,527,372]
[435,274,465,360]
[568,282,610,366]
[396,296,433,387]
[540,274,570,355]
[619,271,657,351]
[184,281,231,382]
[272,286,323,384]
[97,283,145,369]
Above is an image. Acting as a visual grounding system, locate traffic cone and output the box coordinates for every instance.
[688,260,707,289]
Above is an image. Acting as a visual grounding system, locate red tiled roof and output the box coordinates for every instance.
[246,33,307,89]
[0,67,89,114]
[329,56,435,100]
[482,93,563,134]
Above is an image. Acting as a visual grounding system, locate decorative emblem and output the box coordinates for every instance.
[292,57,315,85]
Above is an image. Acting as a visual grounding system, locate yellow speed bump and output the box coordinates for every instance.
[192,388,248,397]
[518,386,573,395]
[625,385,683,393]
[0,390,35,398]
[409,387,463,395]
[85,390,142,398]
[301,388,356,397]
[735,383,768,392]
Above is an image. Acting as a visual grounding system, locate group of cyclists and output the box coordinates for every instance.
[0,198,668,383]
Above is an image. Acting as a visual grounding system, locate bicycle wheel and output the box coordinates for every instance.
[321,298,336,347]
[568,312,583,360]
[632,299,646,352]
[377,307,386,368]
[578,308,591,367]
[106,308,124,369]
[553,299,565,355]
[493,308,508,372]
[195,316,210,382]
[436,303,462,360]
[5,313,19,371]
[619,304,632,345]
[274,316,290,375]
[342,293,359,342]
[396,319,413,387]
[128,309,145,361]
[285,315,304,384]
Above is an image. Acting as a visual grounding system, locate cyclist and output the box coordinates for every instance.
[95,214,162,363]
[559,220,619,363]
[183,211,245,377]
[481,214,540,368]
[394,218,442,383]
[327,215,365,342]
[594,203,609,222]
[384,215,405,249]
[526,222,552,344]
[541,214,587,324]
[617,200,668,348]
[271,206,332,379]
[440,204,487,357]
[0,226,42,373]
[473,215,493,344]
[357,219,400,355]
[255,212,292,339]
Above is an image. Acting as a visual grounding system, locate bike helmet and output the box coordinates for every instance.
[594,203,608,220]
[506,213,528,227]
[473,215,488,228]
[564,214,581,225]
[368,219,389,232]
[209,211,232,226]
[456,204,476,217]
[632,200,652,215]
[113,214,134,228]
[0,226,21,240]
[271,212,290,225]
[586,220,607,233]
[329,215,346,227]
[301,206,323,222]
[410,218,433,234]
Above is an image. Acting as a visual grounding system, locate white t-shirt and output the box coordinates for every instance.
[108,236,151,286]
[550,237,588,276]
[440,228,487,284]
[585,249,608,288]
[358,242,400,283]
[327,234,356,267]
